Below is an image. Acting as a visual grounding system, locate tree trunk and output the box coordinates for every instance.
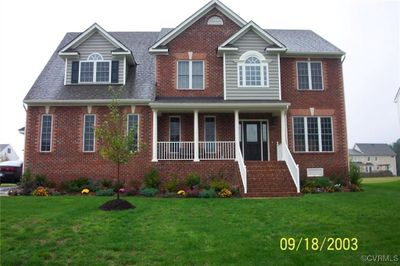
[117,162,120,200]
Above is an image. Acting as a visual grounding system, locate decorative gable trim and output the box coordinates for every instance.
[218,21,286,52]
[59,23,133,60]
[149,0,246,53]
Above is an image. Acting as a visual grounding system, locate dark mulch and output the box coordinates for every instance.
[99,199,135,211]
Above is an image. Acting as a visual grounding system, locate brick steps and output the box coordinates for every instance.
[242,161,299,197]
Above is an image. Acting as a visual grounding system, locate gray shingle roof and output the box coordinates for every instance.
[351,144,396,156]
[24,32,159,102]
[0,144,9,151]
[25,26,344,103]
[265,29,344,55]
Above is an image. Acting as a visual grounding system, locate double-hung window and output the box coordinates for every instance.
[297,61,323,90]
[40,114,52,152]
[177,60,204,89]
[79,53,111,83]
[83,114,96,152]
[238,55,269,87]
[293,117,333,152]
[127,114,139,151]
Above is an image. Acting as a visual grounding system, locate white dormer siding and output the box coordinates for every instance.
[224,30,280,100]
[64,32,125,85]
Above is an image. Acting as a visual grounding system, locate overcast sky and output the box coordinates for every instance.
[0,0,399,160]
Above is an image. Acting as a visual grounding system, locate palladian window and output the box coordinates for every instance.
[238,51,269,87]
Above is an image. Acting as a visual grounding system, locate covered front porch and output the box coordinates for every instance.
[149,100,300,193]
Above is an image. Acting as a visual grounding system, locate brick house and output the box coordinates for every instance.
[23,0,348,196]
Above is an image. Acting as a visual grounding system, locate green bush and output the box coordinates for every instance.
[165,175,180,192]
[144,168,161,189]
[96,189,115,196]
[329,174,344,185]
[313,177,332,188]
[19,169,36,195]
[199,188,217,198]
[34,174,48,187]
[185,172,201,188]
[139,187,159,197]
[96,179,113,190]
[59,177,94,193]
[210,179,230,192]
[349,162,362,187]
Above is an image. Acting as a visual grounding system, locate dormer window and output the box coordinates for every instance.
[79,53,111,83]
[238,51,269,87]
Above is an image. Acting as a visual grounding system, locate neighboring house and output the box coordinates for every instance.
[0,144,19,162]
[395,87,400,125]
[23,0,348,196]
[349,143,397,176]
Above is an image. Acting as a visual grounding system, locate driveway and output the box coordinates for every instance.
[0,186,15,196]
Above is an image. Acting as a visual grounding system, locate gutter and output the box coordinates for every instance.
[149,101,290,111]
[23,99,152,106]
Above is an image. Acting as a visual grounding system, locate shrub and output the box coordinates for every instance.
[97,179,113,189]
[199,188,217,198]
[350,183,362,192]
[19,169,36,195]
[186,187,200,198]
[313,177,332,188]
[218,188,232,198]
[139,187,159,197]
[96,189,115,196]
[165,175,180,192]
[113,180,124,192]
[301,186,313,194]
[210,179,230,192]
[329,174,345,185]
[333,184,342,192]
[62,177,94,193]
[143,168,161,189]
[34,174,48,187]
[349,162,362,187]
[32,186,49,196]
[185,172,201,188]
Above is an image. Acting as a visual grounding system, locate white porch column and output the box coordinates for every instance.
[234,110,239,161]
[152,109,158,162]
[194,110,199,162]
[280,110,287,145]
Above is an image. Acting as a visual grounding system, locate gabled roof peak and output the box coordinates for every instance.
[149,0,247,52]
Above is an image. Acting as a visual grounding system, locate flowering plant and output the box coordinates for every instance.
[177,190,186,196]
[119,188,126,193]
[32,186,49,196]
[218,188,232,198]
[81,188,90,194]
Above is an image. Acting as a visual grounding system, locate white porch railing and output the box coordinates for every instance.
[236,142,247,194]
[157,142,194,160]
[277,142,300,193]
[157,141,236,161]
[199,141,235,160]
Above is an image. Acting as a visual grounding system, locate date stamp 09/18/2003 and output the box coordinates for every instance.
[280,237,358,251]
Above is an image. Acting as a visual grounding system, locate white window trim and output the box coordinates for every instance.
[292,116,334,153]
[78,60,112,84]
[296,61,324,91]
[204,115,217,141]
[39,114,53,153]
[176,60,205,90]
[83,114,96,153]
[237,51,269,88]
[127,114,140,149]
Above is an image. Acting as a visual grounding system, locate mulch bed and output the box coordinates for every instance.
[99,199,135,211]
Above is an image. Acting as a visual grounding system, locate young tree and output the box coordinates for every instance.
[96,87,139,200]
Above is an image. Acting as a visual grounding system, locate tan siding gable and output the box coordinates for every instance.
[225,30,280,100]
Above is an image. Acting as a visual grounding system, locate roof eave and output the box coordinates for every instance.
[24,99,152,106]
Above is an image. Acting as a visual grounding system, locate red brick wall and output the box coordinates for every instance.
[24,105,154,183]
[280,57,349,180]
[156,8,241,98]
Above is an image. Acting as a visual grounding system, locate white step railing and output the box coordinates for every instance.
[277,142,300,193]
[236,142,247,194]
[199,141,235,160]
[157,141,194,160]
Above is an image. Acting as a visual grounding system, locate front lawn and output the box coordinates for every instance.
[362,176,400,184]
[1,182,399,265]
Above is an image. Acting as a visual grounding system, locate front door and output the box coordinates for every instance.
[243,122,261,160]
[240,121,269,161]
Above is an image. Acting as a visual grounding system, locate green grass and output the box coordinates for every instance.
[0,183,17,187]
[362,176,400,184]
[1,182,400,265]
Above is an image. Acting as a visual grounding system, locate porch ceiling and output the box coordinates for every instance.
[150,99,290,113]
